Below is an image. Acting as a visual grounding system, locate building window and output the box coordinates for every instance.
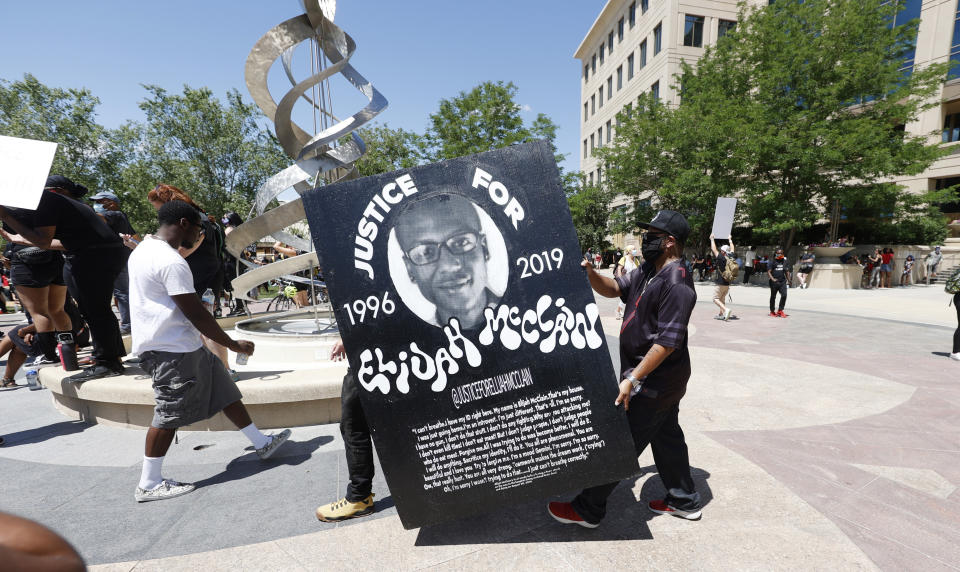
[591,94,596,114]
[607,76,613,99]
[606,120,612,143]
[590,133,595,153]
[599,86,604,107]
[589,172,594,185]
[608,31,614,54]
[640,39,647,68]
[654,23,662,55]
[683,15,704,47]
[617,66,623,90]
[892,0,921,75]
[641,0,649,14]
[598,128,603,147]
[718,19,736,39]
[584,102,589,122]
[591,54,596,73]
[583,139,588,158]
[584,65,589,82]
[629,2,636,28]
[651,81,660,101]
[950,1,960,78]
[627,54,635,80]
[618,18,624,42]
[944,113,960,142]
[599,45,605,65]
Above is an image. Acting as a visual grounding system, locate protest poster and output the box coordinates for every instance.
[0,135,58,210]
[302,140,638,529]
[711,197,737,240]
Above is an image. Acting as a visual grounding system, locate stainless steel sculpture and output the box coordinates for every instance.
[226,0,387,301]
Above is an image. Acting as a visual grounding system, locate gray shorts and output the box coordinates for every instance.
[140,347,242,429]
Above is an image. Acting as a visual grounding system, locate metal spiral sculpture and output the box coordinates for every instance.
[226,0,387,300]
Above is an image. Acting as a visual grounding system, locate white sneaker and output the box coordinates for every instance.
[134,479,195,502]
[950,353,960,362]
[256,428,292,460]
[723,308,732,321]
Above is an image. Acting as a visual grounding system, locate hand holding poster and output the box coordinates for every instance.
[0,135,58,210]
[302,140,638,529]
[711,197,738,240]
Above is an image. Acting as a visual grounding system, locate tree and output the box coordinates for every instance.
[354,123,425,177]
[135,85,288,219]
[0,73,105,190]
[566,181,615,253]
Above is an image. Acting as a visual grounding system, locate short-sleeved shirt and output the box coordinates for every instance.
[715,252,730,285]
[768,257,792,281]
[186,219,222,293]
[101,210,137,261]
[21,192,122,253]
[128,236,202,354]
[615,260,697,406]
[800,253,814,268]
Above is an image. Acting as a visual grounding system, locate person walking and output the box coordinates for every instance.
[767,247,792,318]
[867,248,882,289]
[797,247,815,289]
[129,200,290,502]
[925,246,943,284]
[710,234,735,321]
[880,248,895,288]
[615,246,638,319]
[547,210,702,527]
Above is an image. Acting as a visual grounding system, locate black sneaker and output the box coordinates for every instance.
[65,364,124,383]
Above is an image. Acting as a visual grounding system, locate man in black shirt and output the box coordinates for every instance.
[548,210,703,527]
[91,191,140,334]
[0,176,126,381]
[767,247,792,318]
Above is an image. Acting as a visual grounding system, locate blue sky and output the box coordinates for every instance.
[0,0,605,176]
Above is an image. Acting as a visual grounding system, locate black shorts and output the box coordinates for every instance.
[799,266,813,274]
[10,256,65,289]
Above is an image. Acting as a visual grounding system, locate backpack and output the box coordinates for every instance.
[722,257,740,282]
[945,267,960,295]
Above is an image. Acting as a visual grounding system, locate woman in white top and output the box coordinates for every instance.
[615,247,639,319]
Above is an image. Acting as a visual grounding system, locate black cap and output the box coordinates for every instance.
[44,175,88,198]
[639,210,690,243]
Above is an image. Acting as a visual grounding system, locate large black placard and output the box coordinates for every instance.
[302,140,637,529]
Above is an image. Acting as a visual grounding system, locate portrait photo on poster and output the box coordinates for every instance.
[387,192,509,330]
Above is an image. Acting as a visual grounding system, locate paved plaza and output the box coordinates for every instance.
[0,277,957,571]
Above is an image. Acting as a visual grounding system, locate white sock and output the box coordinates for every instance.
[139,456,165,490]
[240,422,271,449]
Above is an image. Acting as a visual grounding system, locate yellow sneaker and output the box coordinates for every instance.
[315,494,375,522]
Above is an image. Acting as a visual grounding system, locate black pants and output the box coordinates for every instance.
[65,251,125,365]
[769,280,787,312]
[571,400,700,524]
[953,293,960,354]
[743,267,754,284]
[340,370,375,501]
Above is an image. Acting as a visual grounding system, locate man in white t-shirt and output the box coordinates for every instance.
[127,200,290,502]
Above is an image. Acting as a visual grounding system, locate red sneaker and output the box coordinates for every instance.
[648,499,702,521]
[547,502,598,528]
[769,311,778,317]
[776,310,789,318]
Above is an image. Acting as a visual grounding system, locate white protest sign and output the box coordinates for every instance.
[0,135,58,210]
[711,197,738,239]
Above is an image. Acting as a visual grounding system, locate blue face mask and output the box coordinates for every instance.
[93,203,107,213]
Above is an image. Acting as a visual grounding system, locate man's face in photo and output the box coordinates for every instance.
[396,195,490,324]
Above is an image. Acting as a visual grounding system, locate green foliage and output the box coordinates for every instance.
[566,182,615,253]
[600,0,950,247]
[354,123,425,177]
[0,74,104,190]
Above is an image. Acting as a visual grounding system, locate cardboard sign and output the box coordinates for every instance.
[302,140,638,529]
[711,197,738,240]
[0,135,58,210]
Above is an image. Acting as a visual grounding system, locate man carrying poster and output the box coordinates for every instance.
[548,210,703,527]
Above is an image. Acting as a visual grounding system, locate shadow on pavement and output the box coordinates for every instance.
[0,420,92,447]
[930,351,952,358]
[195,435,334,489]
[414,465,712,545]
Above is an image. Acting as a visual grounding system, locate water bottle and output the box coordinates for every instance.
[57,332,79,371]
[201,288,215,314]
[236,353,249,366]
[26,369,40,390]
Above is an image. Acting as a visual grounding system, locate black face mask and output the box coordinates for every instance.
[641,235,665,261]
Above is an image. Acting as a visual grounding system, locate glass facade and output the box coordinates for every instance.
[943,112,960,142]
[951,0,960,79]
[892,0,922,73]
[683,15,704,47]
